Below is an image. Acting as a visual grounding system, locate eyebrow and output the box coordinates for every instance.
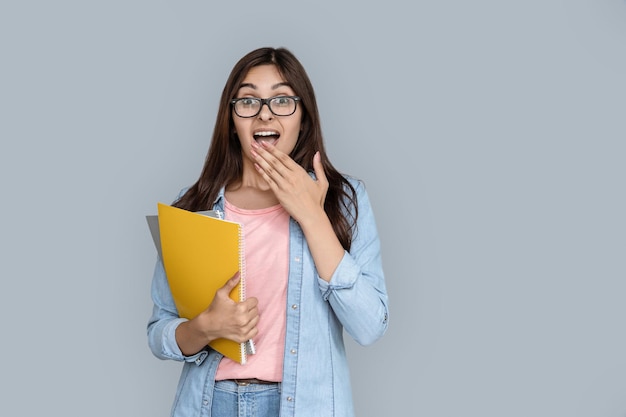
[238,82,292,90]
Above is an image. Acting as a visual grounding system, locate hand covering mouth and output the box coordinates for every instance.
[253,130,280,145]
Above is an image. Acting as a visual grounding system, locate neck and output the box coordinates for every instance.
[226,165,279,209]
[237,163,271,191]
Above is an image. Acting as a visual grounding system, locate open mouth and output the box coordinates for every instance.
[253,130,280,145]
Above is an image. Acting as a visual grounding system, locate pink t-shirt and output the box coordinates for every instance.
[214,199,290,382]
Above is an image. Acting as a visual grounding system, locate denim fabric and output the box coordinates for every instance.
[147,177,389,417]
[211,381,280,417]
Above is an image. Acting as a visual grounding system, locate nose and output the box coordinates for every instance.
[258,102,273,120]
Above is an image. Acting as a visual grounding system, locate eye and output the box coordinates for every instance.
[239,98,259,108]
[272,96,292,107]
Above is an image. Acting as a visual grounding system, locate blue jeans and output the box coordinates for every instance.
[211,380,281,417]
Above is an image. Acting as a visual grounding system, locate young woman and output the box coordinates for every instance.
[148,47,389,417]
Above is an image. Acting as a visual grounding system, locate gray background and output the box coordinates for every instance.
[1,1,625,416]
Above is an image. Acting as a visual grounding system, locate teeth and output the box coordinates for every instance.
[255,131,278,137]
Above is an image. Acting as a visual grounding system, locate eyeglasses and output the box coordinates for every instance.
[231,96,301,118]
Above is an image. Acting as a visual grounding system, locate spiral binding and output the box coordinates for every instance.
[237,223,256,362]
[237,223,246,303]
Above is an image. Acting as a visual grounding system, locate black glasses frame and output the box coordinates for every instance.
[230,96,301,118]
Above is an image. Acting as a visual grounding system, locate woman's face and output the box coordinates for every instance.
[232,64,302,164]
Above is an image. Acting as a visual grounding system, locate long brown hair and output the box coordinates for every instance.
[174,47,358,250]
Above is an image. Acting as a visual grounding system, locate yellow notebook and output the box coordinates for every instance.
[153,202,252,364]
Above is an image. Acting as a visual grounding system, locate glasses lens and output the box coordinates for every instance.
[269,97,296,116]
[234,98,261,117]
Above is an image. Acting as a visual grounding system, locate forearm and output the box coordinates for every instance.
[315,179,389,345]
[298,209,345,282]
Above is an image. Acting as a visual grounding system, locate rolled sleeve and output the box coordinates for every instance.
[147,263,212,365]
[161,319,210,365]
[317,251,359,300]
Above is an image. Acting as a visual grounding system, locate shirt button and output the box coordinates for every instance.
[290,349,297,355]
[203,400,208,406]
[287,396,294,402]
[294,256,301,262]
[291,304,298,310]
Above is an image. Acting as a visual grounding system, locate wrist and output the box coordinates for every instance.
[296,206,328,230]
[176,313,216,356]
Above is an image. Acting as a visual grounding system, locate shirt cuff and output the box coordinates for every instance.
[163,318,210,365]
[317,251,359,300]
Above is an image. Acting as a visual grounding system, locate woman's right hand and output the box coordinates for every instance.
[175,272,259,356]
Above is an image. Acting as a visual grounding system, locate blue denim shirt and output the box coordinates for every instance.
[147,177,389,417]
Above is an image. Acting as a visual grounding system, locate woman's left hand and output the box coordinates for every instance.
[252,141,328,224]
